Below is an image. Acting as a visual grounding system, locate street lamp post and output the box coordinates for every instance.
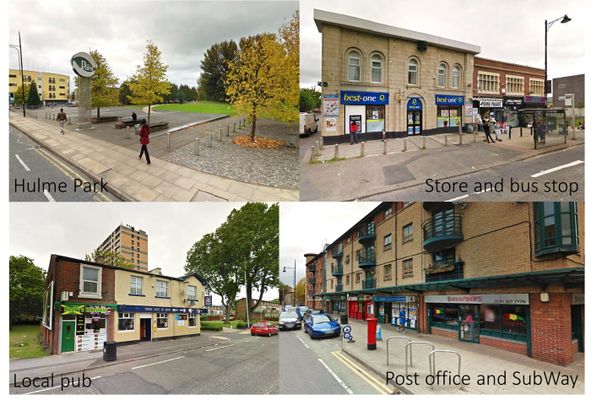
[282,259,297,307]
[544,14,571,101]
[9,31,26,117]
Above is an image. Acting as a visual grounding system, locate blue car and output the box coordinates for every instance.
[304,314,341,339]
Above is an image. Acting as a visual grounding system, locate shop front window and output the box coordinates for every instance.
[371,54,383,83]
[118,313,134,331]
[437,106,461,128]
[533,202,578,256]
[480,305,527,342]
[189,314,197,327]
[366,105,385,132]
[156,313,168,329]
[437,63,447,87]
[348,51,361,81]
[431,304,459,330]
[408,58,418,85]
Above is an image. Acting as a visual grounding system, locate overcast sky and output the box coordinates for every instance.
[9,0,297,86]
[300,0,586,90]
[9,203,278,304]
[279,202,379,288]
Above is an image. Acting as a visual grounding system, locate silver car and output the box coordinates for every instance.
[279,311,301,331]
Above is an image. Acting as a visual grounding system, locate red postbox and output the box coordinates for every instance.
[367,317,378,350]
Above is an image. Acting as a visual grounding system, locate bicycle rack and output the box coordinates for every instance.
[386,336,411,366]
[428,349,462,385]
[404,341,435,376]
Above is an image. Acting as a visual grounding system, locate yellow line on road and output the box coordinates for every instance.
[331,351,393,395]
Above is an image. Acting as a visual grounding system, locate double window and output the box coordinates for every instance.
[156,280,169,298]
[79,264,101,298]
[118,313,134,331]
[156,313,168,329]
[130,275,143,295]
[533,202,578,256]
[186,285,197,302]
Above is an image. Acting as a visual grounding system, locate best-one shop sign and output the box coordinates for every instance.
[340,91,389,105]
[435,94,464,106]
[117,305,208,314]
[425,294,529,305]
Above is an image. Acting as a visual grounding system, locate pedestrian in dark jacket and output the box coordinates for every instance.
[138,119,151,164]
[131,111,137,122]
[483,119,495,143]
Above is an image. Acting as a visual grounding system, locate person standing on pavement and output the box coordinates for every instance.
[131,111,137,122]
[349,120,359,145]
[483,118,495,143]
[56,108,67,135]
[138,119,151,164]
[398,306,407,333]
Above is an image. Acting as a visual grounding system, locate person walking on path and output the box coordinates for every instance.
[138,119,151,164]
[398,306,407,333]
[56,108,67,135]
[483,118,495,143]
[349,121,359,145]
[131,111,137,122]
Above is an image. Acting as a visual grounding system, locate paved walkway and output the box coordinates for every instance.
[9,113,298,202]
[341,320,584,394]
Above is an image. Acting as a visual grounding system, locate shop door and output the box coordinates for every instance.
[407,111,422,135]
[61,321,75,353]
[459,305,479,343]
[140,318,152,341]
[571,305,584,352]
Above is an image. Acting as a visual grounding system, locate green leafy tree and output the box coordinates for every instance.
[128,41,171,124]
[295,277,305,306]
[9,256,46,327]
[119,80,133,105]
[197,40,238,101]
[84,249,134,269]
[13,83,30,106]
[27,80,42,107]
[88,50,119,118]
[300,88,320,112]
[163,83,179,103]
[275,11,299,122]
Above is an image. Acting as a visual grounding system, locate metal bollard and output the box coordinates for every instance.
[360,142,365,157]
[194,138,200,156]
[459,133,463,145]
[334,144,339,159]
[310,146,316,163]
[218,129,222,142]
[219,127,222,140]
[422,136,426,149]
[402,139,407,152]
[444,135,448,146]
[315,140,320,157]
[227,125,230,136]
[233,122,236,132]
[167,132,171,149]
[383,139,387,155]
[208,132,212,147]
[126,126,130,139]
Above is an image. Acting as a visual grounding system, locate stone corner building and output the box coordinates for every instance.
[314,9,480,144]
[304,202,584,366]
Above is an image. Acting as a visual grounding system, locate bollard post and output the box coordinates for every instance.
[233,122,236,132]
[45,112,48,119]
[227,125,230,136]
[208,132,213,147]
[126,126,130,139]
[402,138,407,152]
[194,138,200,156]
[383,139,387,155]
[334,144,339,159]
[422,136,426,149]
[167,132,171,149]
[310,147,315,163]
[218,129,222,142]
[219,127,222,140]
[444,135,448,146]
[361,141,365,157]
[459,133,463,145]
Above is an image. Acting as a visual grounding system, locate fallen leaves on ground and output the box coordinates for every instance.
[232,135,285,149]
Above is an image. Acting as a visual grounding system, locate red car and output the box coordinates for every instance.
[250,321,278,337]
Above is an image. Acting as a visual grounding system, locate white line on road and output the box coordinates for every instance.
[205,344,236,352]
[296,335,310,349]
[131,356,185,370]
[25,376,102,395]
[15,154,31,171]
[531,160,584,178]
[318,358,353,395]
[332,351,392,395]
[43,189,56,202]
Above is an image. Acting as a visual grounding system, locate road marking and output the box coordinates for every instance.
[318,358,354,394]
[296,335,310,349]
[445,194,469,202]
[131,355,185,370]
[25,376,102,395]
[530,160,584,178]
[205,344,236,352]
[15,154,31,171]
[332,351,392,395]
[210,336,230,341]
[43,189,56,202]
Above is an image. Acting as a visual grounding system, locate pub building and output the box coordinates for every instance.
[315,9,479,144]
[41,255,206,355]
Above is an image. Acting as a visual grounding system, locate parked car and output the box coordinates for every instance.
[299,112,319,136]
[250,321,279,337]
[304,314,341,339]
[278,311,301,331]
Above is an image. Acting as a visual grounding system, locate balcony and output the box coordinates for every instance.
[362,278,376,290]
[332,244,343,258]
[358,222,376,244]
[331,262,343,276]
[422,214,463,252]
[335,284,343,292]
[308,277,316,285]
[358,249,376,268]
[307,265,316,273]
[424,260,464,282]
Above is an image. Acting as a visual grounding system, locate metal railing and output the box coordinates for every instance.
[422,214,463,244]
[429,349,463,388]
[386,336,411,365]
[405,341,435,376]
[358,222,376,242]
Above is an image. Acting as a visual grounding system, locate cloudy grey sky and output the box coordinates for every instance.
[9,202,278,304]
[300,0,586,90]
[279,202,379,288]
[9,0,297,86]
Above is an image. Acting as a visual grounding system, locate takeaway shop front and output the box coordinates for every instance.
[58,302,117,353]
[340,90,389,139]
[425,293,530,355]
[373,295,418,329]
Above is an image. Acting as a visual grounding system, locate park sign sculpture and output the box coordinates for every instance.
[70,52,96,78]
[71,51,96,128]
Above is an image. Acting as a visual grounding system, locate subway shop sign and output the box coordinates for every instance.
[435,94,464,106]
[340,91,389,105]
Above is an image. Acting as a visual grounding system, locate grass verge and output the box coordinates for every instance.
[153,101,236,115]
[10,324,48,359]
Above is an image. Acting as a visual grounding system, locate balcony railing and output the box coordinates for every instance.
[331,262,343,276]
[362,278,376,289]
[422,214,463,252]
[308,277,316,285]
[307,265,316,273]
[424,260,464,282]
[358,249,376,268]
[358,222,376,244]
[332,244,343,258]
[335,284,343,292]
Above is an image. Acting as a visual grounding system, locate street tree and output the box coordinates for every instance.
[300,88,321,112]
[13,83,30,106]
[88,50,119,118]
[119,80,133,105]
[27,80,42,108]
[9,256,46,327]
[197,40,238,101]
[84,249,134,269]
[128,41,171,124]
[295,277,305,306]
[275,11,299,122]
[185,232,241,324]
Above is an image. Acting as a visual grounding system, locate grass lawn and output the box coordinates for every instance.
[153,101,236,115]
[10,324,48,359]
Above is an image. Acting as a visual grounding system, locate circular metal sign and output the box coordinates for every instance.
[70,52,97,78]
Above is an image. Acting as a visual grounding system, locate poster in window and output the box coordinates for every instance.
[325,118,337,132]
[322,94,339,117]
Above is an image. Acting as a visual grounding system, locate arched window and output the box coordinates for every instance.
[370,54,383,83]
[408,58,418,85]
[348,50,361,81]
[451,65,461,89]
[437,63,447,87]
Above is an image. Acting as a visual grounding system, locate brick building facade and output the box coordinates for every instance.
[304,202,584,366]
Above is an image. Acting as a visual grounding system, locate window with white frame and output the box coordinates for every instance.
[118,313,134,331]
[189,314,197,327]
[529,78,544,96]
[348,50,361,81]
[156,313,168,329]
[451,65,461,89]
[130,275,143,295]
[79,264,101,298]
[477,72,500,94]
[156,280,169,298]
[408,58,418,85]
[371,54,383,83]
[506,75,524,95]
[186,285,197,302]
[437,63,447,87]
